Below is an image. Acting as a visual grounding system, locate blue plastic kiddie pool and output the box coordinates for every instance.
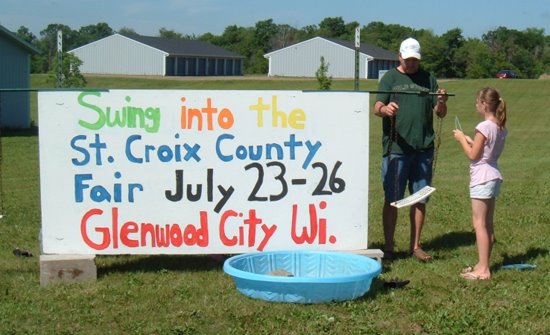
[223,250,382,303]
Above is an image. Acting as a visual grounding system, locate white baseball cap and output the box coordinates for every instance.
[400,38,421,59]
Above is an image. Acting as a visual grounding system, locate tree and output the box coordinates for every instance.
[254,19,278,52]
[36,24,77,73]
[482,26,548,78]
[362,21,415,51]
[208,25,256,73]
[440,28,466,77]
[48,52,86,88]
[159,27,184,39]
[318,17,347,38]
[297,25,319,40]
[248,19,279,73]
[16,26,37,44]
[542,36,550,74]
[344,21,361,40]
[420,28,466,78]
[16,18,550,77]
[16,26,42,73]
[459,39,495,78]
[118,27,138,35]
[76,23,113,47]
[417,32,444,76]
[271,24,299,49]
[315,56,332,90]
[214,25,253,54]
[516,28,546,78]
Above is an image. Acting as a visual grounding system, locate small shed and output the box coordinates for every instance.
[264,37,398,79]
[69,33,245,76]
[0,24,39,129]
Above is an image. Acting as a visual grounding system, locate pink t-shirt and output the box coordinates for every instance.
[470,120,507,187]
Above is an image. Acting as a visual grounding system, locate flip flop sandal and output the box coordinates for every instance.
[412,248,432,261]
[13,248,33,257]
[383,278,410,289]
[461,266,474,274]
[501,264,537,270]
[460,271,491,280]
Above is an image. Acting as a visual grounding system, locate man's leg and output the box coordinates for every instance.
[409,203,426,253]
[381,154,405,260]
[408,149,432,260]
[383,201,398,257]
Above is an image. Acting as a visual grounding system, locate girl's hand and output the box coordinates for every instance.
[453,130,474,147]
[453,129,464,141]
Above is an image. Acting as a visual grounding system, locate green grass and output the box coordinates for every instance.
[1,75,549,334]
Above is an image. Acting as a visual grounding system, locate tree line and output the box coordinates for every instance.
[14,17,550,79]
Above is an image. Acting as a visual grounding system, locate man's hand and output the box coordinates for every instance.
[375,101,399,117]
[435,88,448,118]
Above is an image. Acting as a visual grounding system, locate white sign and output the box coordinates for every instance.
[38,90,370,255]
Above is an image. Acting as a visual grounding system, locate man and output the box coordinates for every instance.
[374,37,448,261]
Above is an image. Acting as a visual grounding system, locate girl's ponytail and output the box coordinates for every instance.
[496,97,507,128]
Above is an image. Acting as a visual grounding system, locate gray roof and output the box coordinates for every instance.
[0,24,40,54]
[122,34,245,59]
[325,38,397,60]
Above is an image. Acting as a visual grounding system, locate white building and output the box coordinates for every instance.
[264,37,398,79]
[69,33,245,76]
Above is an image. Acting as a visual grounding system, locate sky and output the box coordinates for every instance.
[1,0,549,39]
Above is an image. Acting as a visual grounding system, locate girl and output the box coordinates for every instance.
[453,87,507,280]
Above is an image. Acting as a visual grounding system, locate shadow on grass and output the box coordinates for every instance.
[359,279,390,300]
[495,247,548,270]
[424,230,476,255]
[369,230,476,260]
[0,126,39,137]
[97,254,226,277]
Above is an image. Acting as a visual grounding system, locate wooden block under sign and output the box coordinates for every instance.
[40,254,97,286]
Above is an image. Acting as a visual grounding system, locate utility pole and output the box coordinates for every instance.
[354,27,360,91]
[57,30,63,88]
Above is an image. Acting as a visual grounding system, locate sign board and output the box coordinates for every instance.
[38,90,370,255]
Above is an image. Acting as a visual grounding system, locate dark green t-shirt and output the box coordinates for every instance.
[376,68,438,155]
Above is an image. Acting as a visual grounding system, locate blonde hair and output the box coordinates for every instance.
[478,87,507,128]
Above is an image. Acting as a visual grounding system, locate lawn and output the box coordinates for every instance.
[0,75,548,334]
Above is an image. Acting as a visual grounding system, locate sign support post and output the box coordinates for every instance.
[57,30,63,88]
[354,27,360,91]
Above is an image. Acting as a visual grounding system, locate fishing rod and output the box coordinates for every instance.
[0,88,109,92]
[303,89,455,96]
[3,88,455,96]
[369,90,455,96]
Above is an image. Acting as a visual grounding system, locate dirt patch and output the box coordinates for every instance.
[538,73,550,80]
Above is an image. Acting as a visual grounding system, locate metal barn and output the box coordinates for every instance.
[264,37,398,79]
[0,25,39,129]
[69,33,245,76]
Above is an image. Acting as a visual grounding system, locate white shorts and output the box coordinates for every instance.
[470,179,502,199]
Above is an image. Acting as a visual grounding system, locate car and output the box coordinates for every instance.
[496,70,517,79]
